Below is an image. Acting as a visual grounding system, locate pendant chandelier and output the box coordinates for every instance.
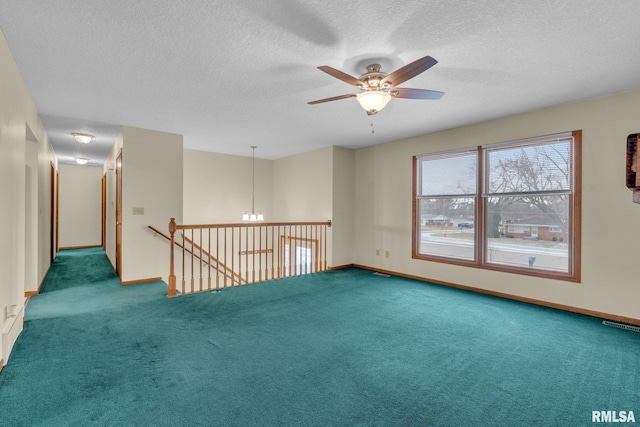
[242,146,264,221]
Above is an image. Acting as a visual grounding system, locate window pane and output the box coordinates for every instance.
[486,139,571,194]
[418,197,475,260]
[420,152,477,196]
[486,195,569,272]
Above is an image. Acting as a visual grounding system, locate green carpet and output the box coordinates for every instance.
[39,247,119,292]
[1,248,638,426]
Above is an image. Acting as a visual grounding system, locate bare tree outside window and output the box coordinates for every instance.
[487,141,571,242]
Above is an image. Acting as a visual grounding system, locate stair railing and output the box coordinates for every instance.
[166,218,331,297]
[148,225,244,286]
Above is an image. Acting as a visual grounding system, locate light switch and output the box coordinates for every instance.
[132,207,144,215]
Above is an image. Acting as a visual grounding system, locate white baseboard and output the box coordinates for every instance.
[1,305,24,366]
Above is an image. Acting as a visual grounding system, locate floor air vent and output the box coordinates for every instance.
[602,320,640,333]
[373,272,391,278]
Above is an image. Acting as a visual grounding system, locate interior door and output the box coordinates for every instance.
[102,173,106,250]
[49,163,55,263]
[55,171,59,254]
[115,151,123,277]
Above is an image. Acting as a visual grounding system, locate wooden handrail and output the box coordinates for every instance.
[148,225,171,241]
[173,220,332,230]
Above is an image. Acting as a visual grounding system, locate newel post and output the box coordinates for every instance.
[167,218,177,297]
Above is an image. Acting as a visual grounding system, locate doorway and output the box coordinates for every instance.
[115,151,123,277]
[531,226,538,239]
[102,173,107,251]
[49,163,56,263]
[280,236,318,276]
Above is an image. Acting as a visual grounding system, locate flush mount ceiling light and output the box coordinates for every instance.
[75,157,89,165]
[242,146,264,222]
[72,133,93,144]
[308,56,444,115]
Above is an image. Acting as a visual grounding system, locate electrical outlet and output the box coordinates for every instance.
[385,250,390,258]
[5,305,18,319]
[376,249,380,256]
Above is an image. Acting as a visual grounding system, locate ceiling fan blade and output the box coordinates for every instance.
[308,93,357,105]
[317,66,363,87]
[381,55,438,87]
[389,88,444,100]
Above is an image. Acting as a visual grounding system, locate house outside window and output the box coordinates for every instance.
[413,131,581,281]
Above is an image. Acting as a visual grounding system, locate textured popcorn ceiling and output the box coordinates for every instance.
[1,0,640,163]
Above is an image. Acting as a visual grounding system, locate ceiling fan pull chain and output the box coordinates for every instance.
[371,120,375,134]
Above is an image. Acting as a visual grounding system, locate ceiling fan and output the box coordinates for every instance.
[308,55,444,115]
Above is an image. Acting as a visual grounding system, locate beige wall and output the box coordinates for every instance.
[122,127,183,283]
[273,146,333,222]
[183,149,273,224]
[331,147,355,267]
[0,29,57,365]
[104,126,183,283]
[354,89,640,320]
[183,146,355,268]
[58,164,102,248]
[273,147,335,265]
[272,146,356,268]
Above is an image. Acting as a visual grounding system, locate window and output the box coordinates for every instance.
[413,131,581,281]
[415,149,477,260]
[508,225,525,233]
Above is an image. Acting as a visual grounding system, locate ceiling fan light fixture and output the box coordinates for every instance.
[356,90,391,114]
[72,133,93,144]
[309,55,442,115]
